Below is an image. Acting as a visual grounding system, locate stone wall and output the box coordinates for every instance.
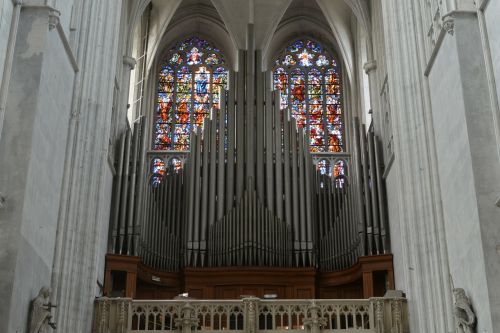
[0,4,77,332]
[0,0,13,84]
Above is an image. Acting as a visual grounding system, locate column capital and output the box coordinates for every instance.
[363,60,377,74]
[123,56,137,70]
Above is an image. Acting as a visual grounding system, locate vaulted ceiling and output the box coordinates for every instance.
[127,0,371,82]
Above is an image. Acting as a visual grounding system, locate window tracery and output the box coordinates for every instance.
[273,39,343,153]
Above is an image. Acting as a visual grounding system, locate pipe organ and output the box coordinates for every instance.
[107,39,392,297]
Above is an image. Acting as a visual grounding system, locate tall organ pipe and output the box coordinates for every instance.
[353,118,366,255]
[274,91,283,220]
[360,123,373,255]
[208,107,218,226]
[118,130,132,254]
[109,132,126,253]
[217,91,226,220]
[265,89,274,212]
[226,71,236,212]
[236,51,245,201]
[126,123,140,255]
[255,51,265,200]
[367,131,381,254]
[133,119,147,256]
[374,135,389,253]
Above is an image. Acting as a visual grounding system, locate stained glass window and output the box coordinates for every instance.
[317,159,346,188]
[155,37,228,151]
[150,157,183,186]
[274,39,343,153]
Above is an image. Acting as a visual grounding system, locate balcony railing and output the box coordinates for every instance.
[93,297,408,333]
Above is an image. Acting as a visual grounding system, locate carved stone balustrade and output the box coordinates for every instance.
[93,296,408,333]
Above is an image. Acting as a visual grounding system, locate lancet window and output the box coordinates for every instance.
[154,37,228,151]
[273,39,343,153]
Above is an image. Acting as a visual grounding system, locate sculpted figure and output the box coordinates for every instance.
[453,288,475,333]
[29,287,56,333]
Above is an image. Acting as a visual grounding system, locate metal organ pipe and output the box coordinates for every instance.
[110,132,126,253]
[236,51,245,202]
[126,123,140,255]
[209,107,218,226]
[217,90,226,221]
[374,135,389,253]
[367,131,381,254]
[360,123,373,255]
[274,91,283,221]
[255,51,265,201]
[265,89,274,213]
[118,129,132,254]
[226,70,236,212]
[133,119,147,256]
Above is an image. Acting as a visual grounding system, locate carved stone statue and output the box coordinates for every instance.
[453,288,475,333]
[29,287,56,333]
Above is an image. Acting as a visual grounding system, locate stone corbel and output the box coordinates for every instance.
[0,192,5,209]
[48,9,61,30]
[442,14,455,36]
[123,56,137,70]
[363,60,377,74]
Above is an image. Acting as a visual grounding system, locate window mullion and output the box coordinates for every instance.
[172,69,177,151]
[304,69,310,147]
[322,67,329,153]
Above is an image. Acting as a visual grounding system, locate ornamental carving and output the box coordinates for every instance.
[453,288,476,333]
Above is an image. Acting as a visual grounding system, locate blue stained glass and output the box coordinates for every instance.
[306,40,322,53]
[151,158,166,186]
[317,160,331,176]
[287,40,304,53]
[171,158,182,172]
